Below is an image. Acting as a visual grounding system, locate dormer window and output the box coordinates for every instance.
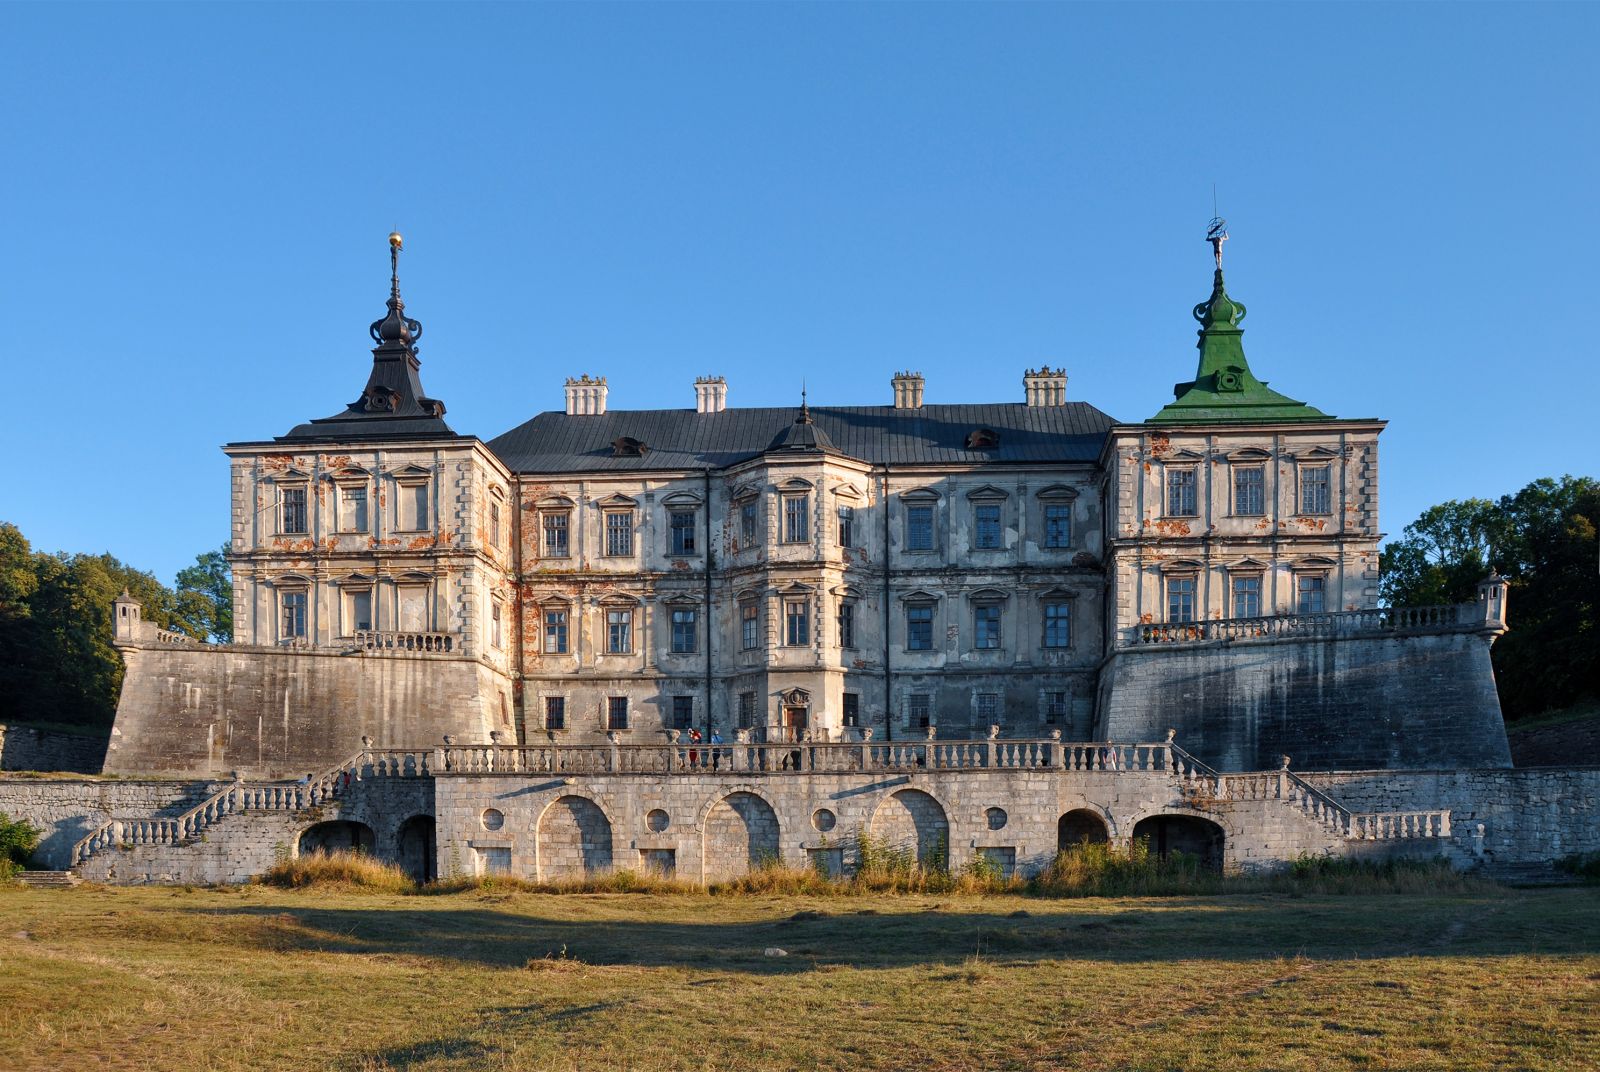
[965,427,1000,450]
[611,436,648,458]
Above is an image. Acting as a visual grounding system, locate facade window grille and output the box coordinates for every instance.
[739,499,758,544]
[1042,600,1071,649]
[671,695,694,730]
[606,608,633,653]
[906,604,934,651]
[976,691,1001,725]
[345,588,372,634]
[339,486,368,533]
[604,511,634,557]
[740,602,759,650]
[1233,466,1265,515]
[908,693,931,729]
[543,607,569,654]
[490,602,503,649]
[784,599,810,647]
[843,692,860,727]
[1231,575,1263,619]
[670,608,698,654]
[280,591,307,640]
[543,512,569,557]
[974,504,1002,549]
[544,696,566,731]
[837,505,855,548]
[669,510,696,555]
[1166,468,1197,517]
[737,691,756,730]
[398,482,429,531]
[1042,690,1069,725]
[1297,574,1327,614]
[837,601,856,649]
[1167,576,1197,623]
[1044,503,1071,549]
[280,486,308,535]
[974,603,1002,649]
[607,696,629,730]
[906,504,935,552]
[1300,465,1332,515]
[783,495,810,543]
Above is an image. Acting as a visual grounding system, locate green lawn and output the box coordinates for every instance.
[1,883,1596,1071]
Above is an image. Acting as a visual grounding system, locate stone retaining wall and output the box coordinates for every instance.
[0,724,108,774]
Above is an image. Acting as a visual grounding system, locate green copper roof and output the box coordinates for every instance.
[1148,267,1331,424]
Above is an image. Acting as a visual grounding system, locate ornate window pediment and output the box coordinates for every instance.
[388,464,432,484]
[832,583,863,599]
[965,484,1009,502]
[1038,586,1077,600]
[898,487,940,502]
[598,593,641,607]
[1157,558,1205,573]
[778,477,814,492]
[968,587,1010,603]
[778,581,815,595]
[1035,484,1080,502]
[536,494,576,509]
[780,687,811,706]
[730,483,761,503]
[899,589,940,604]
[661,491,703,508]
[1227,448,1272,463]
[595,492,637,509]
[270,572,312,587]
[832,483,862,501]
[267,467,311,483]
[1294,556,1338,570]
[395,571,432,585]
[1225,557,1270,571]
[1288,446,1340,461]
[1165,449,1206,463]
[327,466,371,484]
[333,572,375,587]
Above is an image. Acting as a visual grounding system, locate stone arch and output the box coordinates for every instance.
[297,820,374,857]
[536,795,614,880]
[1131,813,1226,872]
[868,788,950,869]
[701,791,781,882]
[396,815,436,884]
[1057,808,1111,851]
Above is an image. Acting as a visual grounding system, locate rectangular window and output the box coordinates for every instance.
[1300,465,1332,515]
[740,602,759,650]
[785,599,809,647]
[399,482,429,530]
[346,589,372,634]
[607,696,629,730]
[1044,503,1071,549]
[490,602,503,649]
[837,505,855,548]
[976,692,1001,725]
[1231,575,1262,619]
[1043,600,1071,648]
[543,512,569,557]
[1233,466,1265,515]
[490,501,502,547]
[974,603,1002,649]
[739,499,758,544]
[1166,468,1197,517]
[783,495,810,543]
[606,608,633,653]
[837,601,856,649]
[671,695,694,730]
[1297,575,1327,614]
[906,504,935,552]
[737,691,756,730]
[280,591,307,640]
[280,486,307,535]
[843,693,860,727]
[339,486,368,533]
[1042,690,1069,725]
[1167,576,1197,623]
[543,607,568,654]
[908,693,931,728]
[669,510,696,555]
[670,608,698,654]
[605,511,634,556]
[544,696,566,731]
[906,604,934,651]
[974,503,1002,549]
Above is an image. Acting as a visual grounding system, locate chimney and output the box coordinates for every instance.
[564,375,608,416]
[694,375,727,414]
[891,371,925,409]
[1023,366,1067,407]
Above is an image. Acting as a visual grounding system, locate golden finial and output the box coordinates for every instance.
[388,231,404,251]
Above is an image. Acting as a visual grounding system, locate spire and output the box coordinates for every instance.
[768,384,837,453]
[1147,220,1330,425]
[369,231,423,351]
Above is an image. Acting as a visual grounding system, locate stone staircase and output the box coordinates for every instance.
[14,870,81,889]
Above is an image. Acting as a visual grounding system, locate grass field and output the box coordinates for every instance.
[1,882,1596,1071]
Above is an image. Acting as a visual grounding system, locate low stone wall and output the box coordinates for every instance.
[1098,630,1513,771]
[0,724,108,774]
[0,778,224,869]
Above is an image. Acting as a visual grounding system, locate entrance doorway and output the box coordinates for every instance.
[781,705,808,743]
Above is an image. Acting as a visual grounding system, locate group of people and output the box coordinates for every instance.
[681,727,730,770]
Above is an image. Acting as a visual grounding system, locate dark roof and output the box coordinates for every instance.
[487,403,1118,473]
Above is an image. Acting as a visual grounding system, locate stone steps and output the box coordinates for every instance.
[15,871,81,889]
[1480,861,1584,888]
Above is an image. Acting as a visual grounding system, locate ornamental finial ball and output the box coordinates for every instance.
[388,231,404,250]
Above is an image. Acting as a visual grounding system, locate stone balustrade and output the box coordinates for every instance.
[1131,603,1471,647]
[351,630,455,653]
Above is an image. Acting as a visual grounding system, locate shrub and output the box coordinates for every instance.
[259,850,412,893]
[0,811,41,879]
[1555,852,1600,884]
[1032,839,1226,898]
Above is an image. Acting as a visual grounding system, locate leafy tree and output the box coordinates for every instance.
[175,544,232,642]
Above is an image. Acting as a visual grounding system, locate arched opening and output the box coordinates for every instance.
[868,789,950,870]
[396,815,436,884]
[297,820,374,857]
[702,792,780,882]
[1131,814,1225,872]
[1057,809,1110,852]
[537,796,613,880]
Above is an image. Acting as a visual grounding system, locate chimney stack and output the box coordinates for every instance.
[694,375,727,414]
[1023,366,1067,407]
[891,371,925,409]
[564,375,608,416]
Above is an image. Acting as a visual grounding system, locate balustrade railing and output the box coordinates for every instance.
[351,630,455,653]
[1132,603,1468,647]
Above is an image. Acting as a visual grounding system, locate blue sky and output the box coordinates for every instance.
[2,2,1595,584]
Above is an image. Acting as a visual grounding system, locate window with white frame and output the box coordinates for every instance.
[905,503,935,552]
[604,510,634,557]
[784,598,810,646]
[280,486,308,535]
[669,510,696,556]
[1231,574,1263,618]
[974,503,1002,549]
[1299,464,1332,515]
[607,696,629,730]
[343,586,373,634]
[740,601,759,651]
[1233,465,1265,515]
[739,497,759,545]
[1042,599,1071,649]
[544,696,566,730]
[489,601,503,649]
[973,602,1002,649]
[542,511,570,557]
[543,606,569,654]
[670,608,698,654]
[783,494,810,544]
[280,589,308,640]
[1297,573,1327,613]
[906,603,934,651]
[837,505,855,548]
[1167,575,1197,623]
[489,500,502,548]
[396,478,429,531]
[837,600,856,649]
[606,608,633,653]
[338,484,368,533]
[1166,468,1197,517]
[1043,502,1072,549]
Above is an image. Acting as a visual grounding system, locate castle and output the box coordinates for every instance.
[6,227,1591,887]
